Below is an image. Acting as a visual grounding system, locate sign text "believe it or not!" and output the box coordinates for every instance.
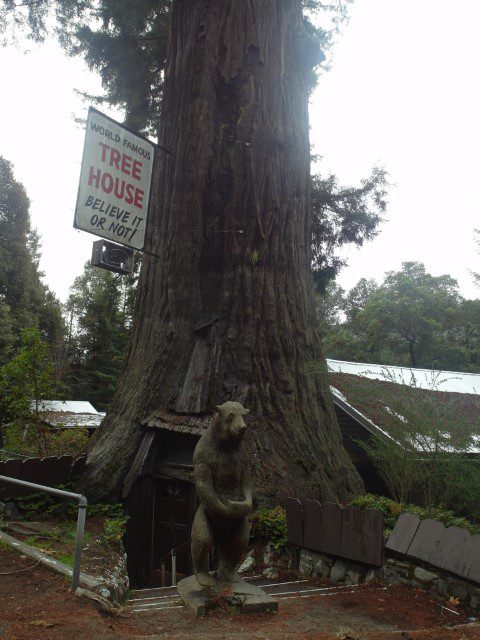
[74,108,155,250]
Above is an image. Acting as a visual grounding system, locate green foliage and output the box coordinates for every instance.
[249,506,288,551]
[0,157,64,362]
[351,494,480,536]
[13,486,125,522]
[23,523,91,566]
[473,229,480,289]
[65,259,139,409]
[14,487,77,520]
[102,514,129,546]
[332,371,480,513]
[311,168,388,292]
[57,0,170,136]
[1,2,352,135]
[2,421,88,458]
[319,262,480,374]
[0,327,67,457]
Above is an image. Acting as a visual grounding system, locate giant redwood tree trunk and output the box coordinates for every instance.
[83,0,363,502]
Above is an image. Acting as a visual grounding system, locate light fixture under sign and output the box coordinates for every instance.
[91,240,134,274]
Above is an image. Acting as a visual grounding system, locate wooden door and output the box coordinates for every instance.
[150,477,195,585]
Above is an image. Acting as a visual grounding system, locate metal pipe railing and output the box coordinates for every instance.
[171,549,176,586]
[0,475,87,590]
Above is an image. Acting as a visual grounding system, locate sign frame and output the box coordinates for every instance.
[74,107,156,252]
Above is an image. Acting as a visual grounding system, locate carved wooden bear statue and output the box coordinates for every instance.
[191,401,252,587]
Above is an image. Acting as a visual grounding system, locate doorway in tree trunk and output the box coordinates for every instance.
[124,430,198,587]
[151,478,196,585]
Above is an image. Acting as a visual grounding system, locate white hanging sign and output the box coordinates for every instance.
[74,107,155,250]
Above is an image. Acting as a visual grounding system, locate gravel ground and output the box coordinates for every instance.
[1,544,479,640]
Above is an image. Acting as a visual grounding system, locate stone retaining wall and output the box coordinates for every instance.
[298,547,480,611]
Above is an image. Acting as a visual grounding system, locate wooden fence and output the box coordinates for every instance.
[386,512,480,584]
[0,455,86,498]
[285,498,383,567]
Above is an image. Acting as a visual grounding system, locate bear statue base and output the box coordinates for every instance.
[177,573,278,616]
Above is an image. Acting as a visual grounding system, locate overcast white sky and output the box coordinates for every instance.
[0,0,479,301]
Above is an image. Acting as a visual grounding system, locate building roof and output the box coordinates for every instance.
[143,410,209,436]
[327,359,480,396]
[327,360,480,454]
[37,400,99,413]
[33,400,104,429]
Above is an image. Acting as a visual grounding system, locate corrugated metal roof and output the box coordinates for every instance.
[327,359,480,396]
[35,400,100,414]
[329,370,480,454]
[42,412,104,428]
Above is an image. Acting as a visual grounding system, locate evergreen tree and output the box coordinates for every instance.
[0,328,59,457]
[473,229,480,288]
[66,259,139,410]
[0,156,64,361]
[311,168,388,292]
[321,262,480,373]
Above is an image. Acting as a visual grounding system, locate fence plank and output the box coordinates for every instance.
[1,459,22,478]
[386,512,421,555]
[303,501,343,556]
[35,456,58,487]
[360,508,383,566]
[22,458,45,484]
[431,526,472,578]
[285,498,384,567]
[340,505,363,562]
[303,500,323,552]
[0,456,75,499]
[53,456,73,485]
[0,459,24,497]
[71,455,86,480]
[466,535,480,584]
[320,503,343,556]
[407,519,445,565]
[285,498,303,546]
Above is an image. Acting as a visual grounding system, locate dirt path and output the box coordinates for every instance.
[1,545,479,640]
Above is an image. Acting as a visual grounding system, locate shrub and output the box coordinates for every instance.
[350,493,480,535]
[2,422,89,458]
[249,506,288,551]
[102,515,129,546]
[13,488,125,522]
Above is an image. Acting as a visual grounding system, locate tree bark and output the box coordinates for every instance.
[82,0,363,503]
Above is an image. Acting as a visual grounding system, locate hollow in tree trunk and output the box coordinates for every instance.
[82,0,363,503]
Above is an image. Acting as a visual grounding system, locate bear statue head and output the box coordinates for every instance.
[212,401,249,444]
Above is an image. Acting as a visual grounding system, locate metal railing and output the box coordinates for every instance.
[0,475,87,589]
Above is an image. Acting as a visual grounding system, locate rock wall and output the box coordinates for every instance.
[298,548,480,611]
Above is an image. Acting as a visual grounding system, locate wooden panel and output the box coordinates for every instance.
[39,457,62,487]
[285,498,303,547]
[407,519,445,565]
[431,526,471,576]
[20,458,46,496]
[466,535,480,584]
[125,475,156,587]
[0,459,23,497]
[360,508,383,566]
[53,456,73,485]
[303,501,342,557]
[0,456,78,499]
[292,500,383,566]
[71,455,86,480]
[320,503,343,556]
[152,478,194,583]
[303,500,322,552]
[340,505,362,562]
[386,512,421,555]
